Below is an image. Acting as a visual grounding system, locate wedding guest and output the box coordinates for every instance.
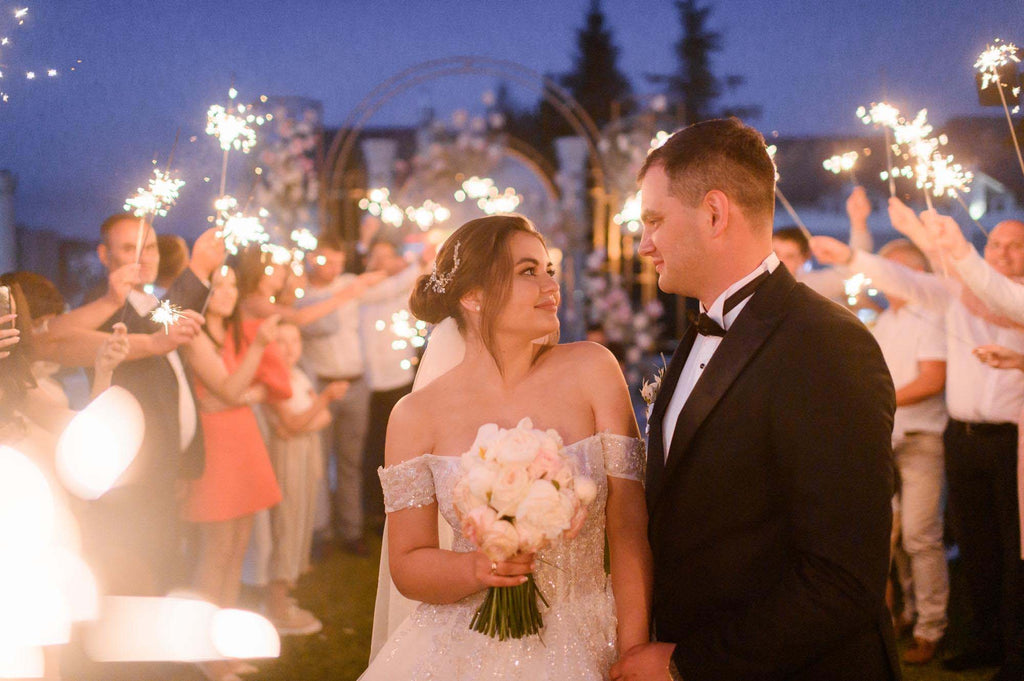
[178,265,289,681]
[295,235,381,555]
[813,213,1024,679]
[236,243,381,327]
[156,233,190,297]
[868,240,950,664]
[0,271,70,407]
[70,215,221,598]
[0,286,129,681]
[359,239,429,539]
[772,186,874,300]
[264,322,348,635]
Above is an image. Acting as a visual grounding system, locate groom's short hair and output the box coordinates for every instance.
[639,118,776,229]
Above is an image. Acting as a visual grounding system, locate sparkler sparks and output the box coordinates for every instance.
[218,214,269,255]
[974,38,1021,90]
[123,168,185,218]
[289,228,318,252]
[149,301,185,334]
[822,151,859,182]
[205,87,269,154]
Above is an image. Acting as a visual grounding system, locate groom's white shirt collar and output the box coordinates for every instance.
[700,252,780,330]
[662,252,779,456]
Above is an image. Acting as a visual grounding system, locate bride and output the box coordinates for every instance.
[360,214,653,680]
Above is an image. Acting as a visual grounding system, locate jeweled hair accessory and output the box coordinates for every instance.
[427,241,461,294]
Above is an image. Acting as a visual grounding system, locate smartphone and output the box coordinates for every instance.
[0,285,11,328]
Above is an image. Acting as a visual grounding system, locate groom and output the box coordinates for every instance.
[611,119,899,681]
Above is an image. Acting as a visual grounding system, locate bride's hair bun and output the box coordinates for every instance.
[409,272,450,324]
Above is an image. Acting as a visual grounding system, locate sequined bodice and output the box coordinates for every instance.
[371,431,645,680]
[380,432,644,603]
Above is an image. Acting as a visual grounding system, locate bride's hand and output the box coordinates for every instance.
[473,551,535,589]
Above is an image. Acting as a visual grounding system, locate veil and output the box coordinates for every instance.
[368,317,464,661]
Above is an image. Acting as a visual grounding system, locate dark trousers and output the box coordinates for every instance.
[944,419,1024,660]
[363,383,413,522]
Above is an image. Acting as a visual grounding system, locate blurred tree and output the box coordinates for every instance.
[647,0,759,124]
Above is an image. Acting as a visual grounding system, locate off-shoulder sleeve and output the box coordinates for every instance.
[378,456,436,512]
[601,433,646,482]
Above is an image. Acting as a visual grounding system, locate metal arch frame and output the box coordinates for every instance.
[320,56,610,232]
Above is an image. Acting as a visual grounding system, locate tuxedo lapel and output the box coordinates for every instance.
[650,267,796,513]
[646,323,697,507]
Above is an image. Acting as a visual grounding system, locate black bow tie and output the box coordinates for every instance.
[688,311,726,337]
[688,269,772,337]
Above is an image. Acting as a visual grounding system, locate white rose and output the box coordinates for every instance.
[465,462,498,499]
[461,505,497,547]
[515,520,547,554]
[517,480,573,540]
[462,423,501,469]
[489,428,542,466]
[453,478,487,518]
[573,476,598,507]
[489,465,532,518]
[552,464,574,491]
[481,519,520,562]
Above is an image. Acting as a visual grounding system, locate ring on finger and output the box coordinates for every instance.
[490,561,497,575]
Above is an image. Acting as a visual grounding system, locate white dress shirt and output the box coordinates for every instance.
[871,304,948,442]
[298,274,365,379]
[663,253,780,456]
[128,289,198,451]
[359,264,421,392]
[849,250,1024,423]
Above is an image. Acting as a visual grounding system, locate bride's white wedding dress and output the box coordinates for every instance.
[360,429,645,680]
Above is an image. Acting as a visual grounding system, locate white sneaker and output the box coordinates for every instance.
[270,605,323,636]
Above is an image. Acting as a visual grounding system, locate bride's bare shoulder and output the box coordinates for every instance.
[386,390,438,466]
[546,341,621,372]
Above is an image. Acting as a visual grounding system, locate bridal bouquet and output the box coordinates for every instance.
[453,418,598,640]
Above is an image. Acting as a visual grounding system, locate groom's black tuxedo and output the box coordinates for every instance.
[646,265,900,681]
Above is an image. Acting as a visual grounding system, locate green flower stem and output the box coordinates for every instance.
[469,577,548,640]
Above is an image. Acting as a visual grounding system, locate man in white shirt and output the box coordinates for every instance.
[772,186,875,301]
[869,240,949,664]
[813,219,1024,677]
[298,236,374,555]
[359,240,427,528]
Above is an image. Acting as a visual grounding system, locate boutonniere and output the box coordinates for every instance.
[640,355,668,434]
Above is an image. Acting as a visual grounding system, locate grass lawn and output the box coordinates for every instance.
[243,533,998,681]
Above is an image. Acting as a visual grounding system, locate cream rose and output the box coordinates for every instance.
[461,506,497,547]
[517,480,573,540]
[481,518,520,562]
[489,465,532,517]
[488,427,542,466]
[573,476,598,506]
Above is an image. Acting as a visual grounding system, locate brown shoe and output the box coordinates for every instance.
[902,637,939,665]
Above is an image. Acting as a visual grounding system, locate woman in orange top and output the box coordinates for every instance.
[180,265,290,681]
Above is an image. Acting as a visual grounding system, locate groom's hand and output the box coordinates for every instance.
[610,642,677,680]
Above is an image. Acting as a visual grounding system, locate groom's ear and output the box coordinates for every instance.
[705,190,730,237]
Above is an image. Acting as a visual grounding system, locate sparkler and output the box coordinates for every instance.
[205,87,270,197]
[218,213,269,255]
[857,102,901,196]
[149,300,185,334]
[766,144,813,241]
[974,39,1024,179]
[123,167,185,220]
[822,151,859,184]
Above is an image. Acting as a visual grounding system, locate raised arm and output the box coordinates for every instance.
[846,186,874,254]
[811,235,954,312]
[585,343,652,656]
[183,314,280,405]
[929,212,1024,324]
